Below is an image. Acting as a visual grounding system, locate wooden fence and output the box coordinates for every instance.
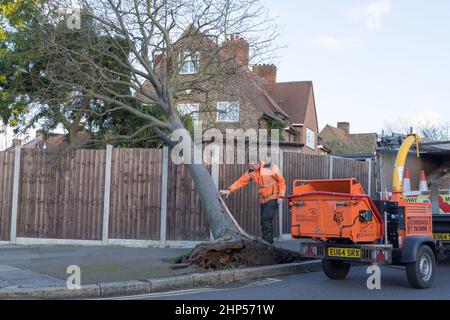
[0,146,376,247]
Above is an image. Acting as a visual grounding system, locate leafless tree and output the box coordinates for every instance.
[385,114,450,141]
[34,0,280,241]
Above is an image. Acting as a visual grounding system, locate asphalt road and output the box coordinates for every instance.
[111,259,450,300]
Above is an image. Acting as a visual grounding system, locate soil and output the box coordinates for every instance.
[428,162,450,189]
[180,239,304,270]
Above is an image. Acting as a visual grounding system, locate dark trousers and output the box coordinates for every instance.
[260,199,278,244]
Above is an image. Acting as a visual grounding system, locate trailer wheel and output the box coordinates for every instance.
[406,245,435,289]
[322,259,351,280]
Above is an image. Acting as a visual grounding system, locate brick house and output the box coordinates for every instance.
[145,29,320,154]
[319,122,377,159]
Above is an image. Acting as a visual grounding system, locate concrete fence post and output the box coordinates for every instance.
[160,146,169,248]
[102,145,113,245]
[329,156,334,179]
[10,145,21,244]
[278,150,284,238]
[366,158,372,197]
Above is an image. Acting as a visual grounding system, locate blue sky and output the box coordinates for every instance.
[260,0,450,133]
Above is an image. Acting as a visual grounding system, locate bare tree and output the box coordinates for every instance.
[385,114,450,141]
[33,0,280,242]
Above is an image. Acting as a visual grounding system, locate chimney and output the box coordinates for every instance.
[153,53,163,69]
[252,64,277,85]
[222,34,249,69]
[337,122,350,134]
[12,138,22,147]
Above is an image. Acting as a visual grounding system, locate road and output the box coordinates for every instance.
[110,259,450,300]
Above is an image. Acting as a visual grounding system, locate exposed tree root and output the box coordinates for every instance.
[182,239,303,270]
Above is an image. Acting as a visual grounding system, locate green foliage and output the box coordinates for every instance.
[0,0,44,128]
[266,118,285,130]
[1,4,167,148]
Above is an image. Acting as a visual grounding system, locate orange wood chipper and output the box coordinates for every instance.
[289,134,437,289]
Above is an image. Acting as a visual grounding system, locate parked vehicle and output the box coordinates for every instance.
[289,134,449,289]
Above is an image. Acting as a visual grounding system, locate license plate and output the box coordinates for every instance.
[433,233,450,241]
[327,247,361,259]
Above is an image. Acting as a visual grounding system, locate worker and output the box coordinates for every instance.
[219,161,286,244]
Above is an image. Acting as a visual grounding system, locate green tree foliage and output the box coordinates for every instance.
[0,0,43,127]
[1,3,168,148]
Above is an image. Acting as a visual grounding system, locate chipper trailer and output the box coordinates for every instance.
[289,134,438,288]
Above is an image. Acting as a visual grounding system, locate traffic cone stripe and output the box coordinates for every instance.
[419,170,428,192]
[403,168,411,192]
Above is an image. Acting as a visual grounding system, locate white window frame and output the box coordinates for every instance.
[216,101,240,123]
[179,52,199,75]
[177,103,200,124]
[306,128,315,150]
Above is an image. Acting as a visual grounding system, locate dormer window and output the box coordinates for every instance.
[180,52,199,74]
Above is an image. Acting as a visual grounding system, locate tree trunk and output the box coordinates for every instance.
[167,115,246,241]
[185,163,244,241]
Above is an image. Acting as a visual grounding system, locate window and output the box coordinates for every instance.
[216,101,239,122]
[177,103,200,124]
[180,52,199,74]
[306,128,315,149]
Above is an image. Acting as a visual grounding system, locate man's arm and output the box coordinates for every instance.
[273,165,286,203]
[220,172,252,198]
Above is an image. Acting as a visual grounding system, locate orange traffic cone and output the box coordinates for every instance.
[402,168,411,192]
[419,170,428,192]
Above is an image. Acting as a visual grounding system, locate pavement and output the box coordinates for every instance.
[0,240,302,292]
[119,259,450,300]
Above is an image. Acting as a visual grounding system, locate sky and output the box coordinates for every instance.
[260,0,450,134]
[1,0,449,149]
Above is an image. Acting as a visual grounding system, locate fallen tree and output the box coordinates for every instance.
[17,0,293,267]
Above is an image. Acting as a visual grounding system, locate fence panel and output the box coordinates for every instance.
[166,163,210,241]
[332,157,370,193]
[1,147,377,243]
[219,164,262,237]
[0,151,14,241]
[109,148,162,240]
[17,149,105,240]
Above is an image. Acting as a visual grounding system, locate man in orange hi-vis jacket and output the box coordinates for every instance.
[220,161,286,244]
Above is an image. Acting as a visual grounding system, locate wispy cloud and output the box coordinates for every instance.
[310,36,361,50]
[349,0,392,31]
